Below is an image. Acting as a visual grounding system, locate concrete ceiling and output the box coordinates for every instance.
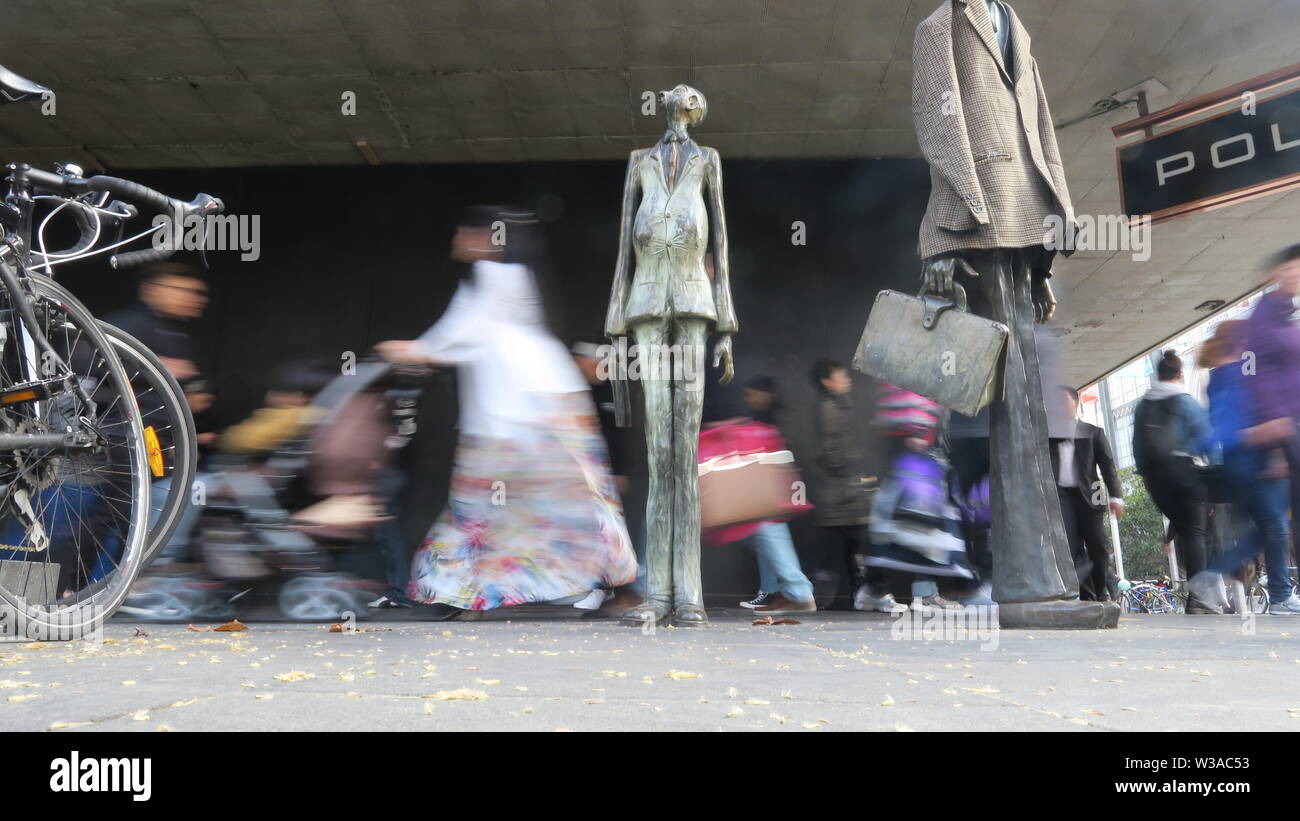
[1,0,1299,384]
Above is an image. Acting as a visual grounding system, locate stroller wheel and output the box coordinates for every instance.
[120,577,222,623]
[278,574,364,621]
[193,592,238,622]
[119,589,201,622]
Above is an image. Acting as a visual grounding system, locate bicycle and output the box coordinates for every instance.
[1122,579,1186,614]
[1254,565,1299,613]
[0,65,220,636]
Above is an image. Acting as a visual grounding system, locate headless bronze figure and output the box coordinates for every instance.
[605,85,737,627]
[913,1,1117,627]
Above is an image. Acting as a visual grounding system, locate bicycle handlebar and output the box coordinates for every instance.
[84,177,224,269]
[84,175,177,216]
[22,167,224,269]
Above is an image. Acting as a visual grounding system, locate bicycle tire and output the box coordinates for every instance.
[94,318,197,566]
[0,274,151,637]
[1248,582,1270,614]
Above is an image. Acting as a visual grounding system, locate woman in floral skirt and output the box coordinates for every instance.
[378,207,637,616]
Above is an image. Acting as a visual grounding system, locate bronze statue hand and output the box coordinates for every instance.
[1031,272,1057,323]
[921,255,978,302]
[713,335,734,384]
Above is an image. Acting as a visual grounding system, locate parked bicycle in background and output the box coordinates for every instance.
[0,64,221,638]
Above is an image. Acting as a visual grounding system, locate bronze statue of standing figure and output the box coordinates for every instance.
[912,0,1118,627]
[605,84,737,627]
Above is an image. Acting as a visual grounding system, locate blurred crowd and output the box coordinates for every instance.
[118,212,1300,622]
[1136,243,1300,615]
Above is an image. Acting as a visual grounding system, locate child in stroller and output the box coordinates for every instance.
[121,359,424,621]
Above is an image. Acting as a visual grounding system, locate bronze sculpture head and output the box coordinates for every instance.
[659,84,707,136]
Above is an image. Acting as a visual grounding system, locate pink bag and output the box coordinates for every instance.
[698,422,813,546]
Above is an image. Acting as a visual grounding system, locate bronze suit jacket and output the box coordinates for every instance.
[912,0,1074,260]
[607,143,739,335]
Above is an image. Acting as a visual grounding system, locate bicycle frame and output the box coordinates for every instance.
[0,163,102,447]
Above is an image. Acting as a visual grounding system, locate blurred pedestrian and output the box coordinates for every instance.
[1190,320,1300,614]
[378,207,636,615]
[181,377,219,454]
[103,261,208,383]
[105,262,210,549]
[810,358,895,611]
[1050,385,1124,602]
[866,384,969,611]
[572,339,644,615]
[1244,242,1300,581]
[1133,350,1217,612]
[572,341,633,497]
[730,375,816,615]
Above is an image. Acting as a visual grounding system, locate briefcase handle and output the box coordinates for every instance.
[916,282,968,330]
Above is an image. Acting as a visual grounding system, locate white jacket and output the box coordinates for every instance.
[416,260,587,437]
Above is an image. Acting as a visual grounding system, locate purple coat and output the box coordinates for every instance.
[1246,289,1300,424]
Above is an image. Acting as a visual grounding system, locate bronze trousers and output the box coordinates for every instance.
[631,316,710,613]
[962,248,1077,603]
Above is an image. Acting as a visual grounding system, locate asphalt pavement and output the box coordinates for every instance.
[2,608,1297,731]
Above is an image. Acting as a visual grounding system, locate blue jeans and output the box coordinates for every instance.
[150,471,217,564]
[374,467,410,590]
[751,521,813,602]
[1209,449,1292,603]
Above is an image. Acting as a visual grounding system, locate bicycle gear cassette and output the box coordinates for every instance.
[13,419,60,490]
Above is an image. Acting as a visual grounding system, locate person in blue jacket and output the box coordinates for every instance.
[1190,321,1300,615]
[1133,349,1217,612]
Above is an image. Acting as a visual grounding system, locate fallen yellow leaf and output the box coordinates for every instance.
[422,689,490,701]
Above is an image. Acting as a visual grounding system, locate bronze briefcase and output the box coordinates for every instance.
[852,289,1008,418]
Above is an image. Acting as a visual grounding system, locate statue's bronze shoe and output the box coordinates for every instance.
[672,603,709,627]
[621,600,669,627]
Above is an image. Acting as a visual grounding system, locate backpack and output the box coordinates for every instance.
[1134,396,1184,471]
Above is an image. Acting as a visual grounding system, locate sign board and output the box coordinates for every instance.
[1115,74,1300,223]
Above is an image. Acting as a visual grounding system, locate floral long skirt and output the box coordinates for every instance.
[407,394,637,610]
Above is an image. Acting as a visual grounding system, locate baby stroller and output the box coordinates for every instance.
[121,360,424,621]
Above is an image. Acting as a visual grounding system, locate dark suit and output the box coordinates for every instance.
[1050,421,1122,600]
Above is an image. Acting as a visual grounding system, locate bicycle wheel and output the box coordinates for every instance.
[1247,581,1270,614]
[96,318,197,565]
[1165,588,1187,614]
[1130,585,1158,613]
[0,273,151,636]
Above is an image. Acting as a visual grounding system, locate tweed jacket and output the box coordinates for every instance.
[912,0,1074,260]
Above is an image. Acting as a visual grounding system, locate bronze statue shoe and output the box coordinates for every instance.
[672,602,709,627]
[621,599,670,627]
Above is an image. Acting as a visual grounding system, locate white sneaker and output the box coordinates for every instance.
[911,594,961,614]
[572,589,611,611]
[1268,594,1300,615]
[958,584,998,613]
[1188,571,1229,611]
[740,592,778,609]
[854,585,899,613]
